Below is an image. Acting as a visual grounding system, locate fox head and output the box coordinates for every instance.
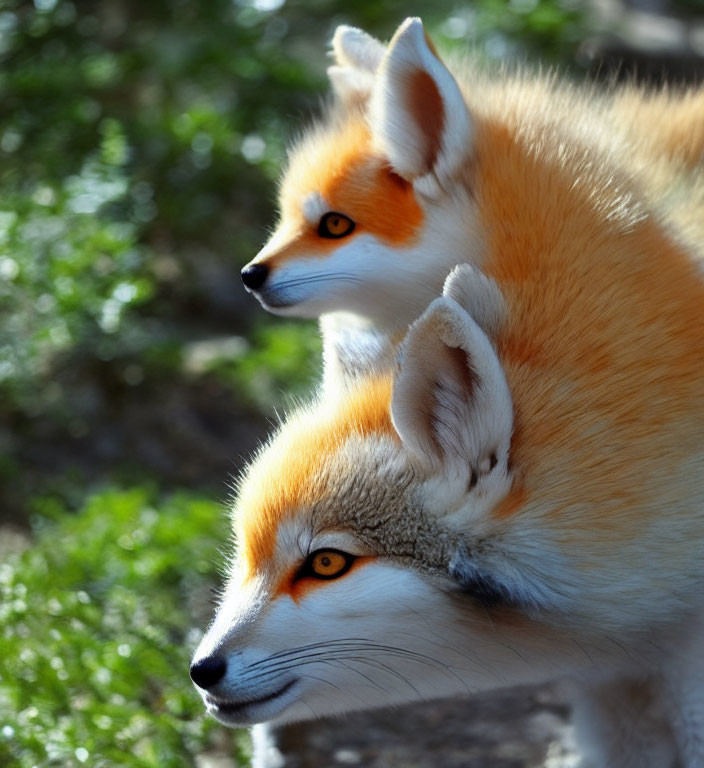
[240,18,481,334]
[190,266,642,728]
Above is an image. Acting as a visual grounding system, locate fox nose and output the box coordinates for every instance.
[190,656,227,690]
[241,263,269,291]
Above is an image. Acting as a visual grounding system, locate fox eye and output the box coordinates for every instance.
[318,212,355,239]
[299,549,355,580]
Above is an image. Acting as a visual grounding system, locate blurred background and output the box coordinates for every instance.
[1,1,702,766]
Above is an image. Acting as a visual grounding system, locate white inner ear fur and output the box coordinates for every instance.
[391,295,513,476]
[370,17,473,192]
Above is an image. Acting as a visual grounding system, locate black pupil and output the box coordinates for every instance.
[331,218,340,229]
[321,556,331,567]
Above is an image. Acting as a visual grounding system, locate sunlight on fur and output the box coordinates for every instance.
[196,16,704,768]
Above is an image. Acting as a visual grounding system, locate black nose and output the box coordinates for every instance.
[241,263,269,291]
[190,656,227,689]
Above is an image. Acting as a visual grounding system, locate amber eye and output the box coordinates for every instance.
[318,212,355,239]
[301,549,355,580]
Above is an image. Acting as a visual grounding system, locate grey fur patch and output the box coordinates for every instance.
[308,435,460,576]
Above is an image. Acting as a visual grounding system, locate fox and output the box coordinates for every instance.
[239,17,704,343]
[193,17,704,768]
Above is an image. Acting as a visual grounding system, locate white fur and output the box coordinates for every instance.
[194,559,636,729]
[570,620,704,768]
[331,25,385,73]
[252,188,479,335]
[225,28,704,755]
[319,312,395,400]
[327,66,376,107]
[194,540,700,763]
[221,248,704,765]
[328,25,385,106]
[243,20,480,335]
[194,501,704,766]
[443,264,506,339]
[391,295,513,475]
[301,192,328,225]
[370,18,473,187]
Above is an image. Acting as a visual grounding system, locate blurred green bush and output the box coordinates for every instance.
[0,487,249,767]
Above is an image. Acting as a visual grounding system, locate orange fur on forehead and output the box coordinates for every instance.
[278,112,423,247]
[235,375,395,575]
[281,113,373,208]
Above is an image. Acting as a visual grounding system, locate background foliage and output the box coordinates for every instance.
[0,488,248,768]
[8,0,694,764]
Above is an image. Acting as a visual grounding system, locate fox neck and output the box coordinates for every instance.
[328,188,483,337]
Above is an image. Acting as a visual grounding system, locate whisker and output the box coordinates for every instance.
[292,693,318,719]
[299,672,344,694]
[344,656,422,698]
[246,649,384,682]
[248,645,445,680]
[376,644,470,693]
[325,659,392,695]
[247,638,387,669]
[276,271,361,284]
[573,640,594,665]
[244,640,455,694]
[394,630,483,690]
[269,274,362,292]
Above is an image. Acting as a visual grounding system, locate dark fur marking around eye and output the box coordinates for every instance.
[468,469,478,491]
[489,453,497,471]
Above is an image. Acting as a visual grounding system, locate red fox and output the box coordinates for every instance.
[240,18,704,340]
[196,18,704,768]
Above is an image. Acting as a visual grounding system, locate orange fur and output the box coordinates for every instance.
[608,87,704,171]
[259,116,424,269]
[196,27,704,758]
[236,376,394,577]
[469,116,704,530]
[250,84,704,542]
[493,485,527,520]
[242,53,704,574]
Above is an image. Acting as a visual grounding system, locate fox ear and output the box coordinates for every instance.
[320,313,396,400]
[370,17,472,188]
[331,25,385,72]
[391,296,512,474]
[443,264,506,340]
[328,25,385,109]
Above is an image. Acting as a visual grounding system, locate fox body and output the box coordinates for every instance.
[240,19,704,340]
[196,18,704,768]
